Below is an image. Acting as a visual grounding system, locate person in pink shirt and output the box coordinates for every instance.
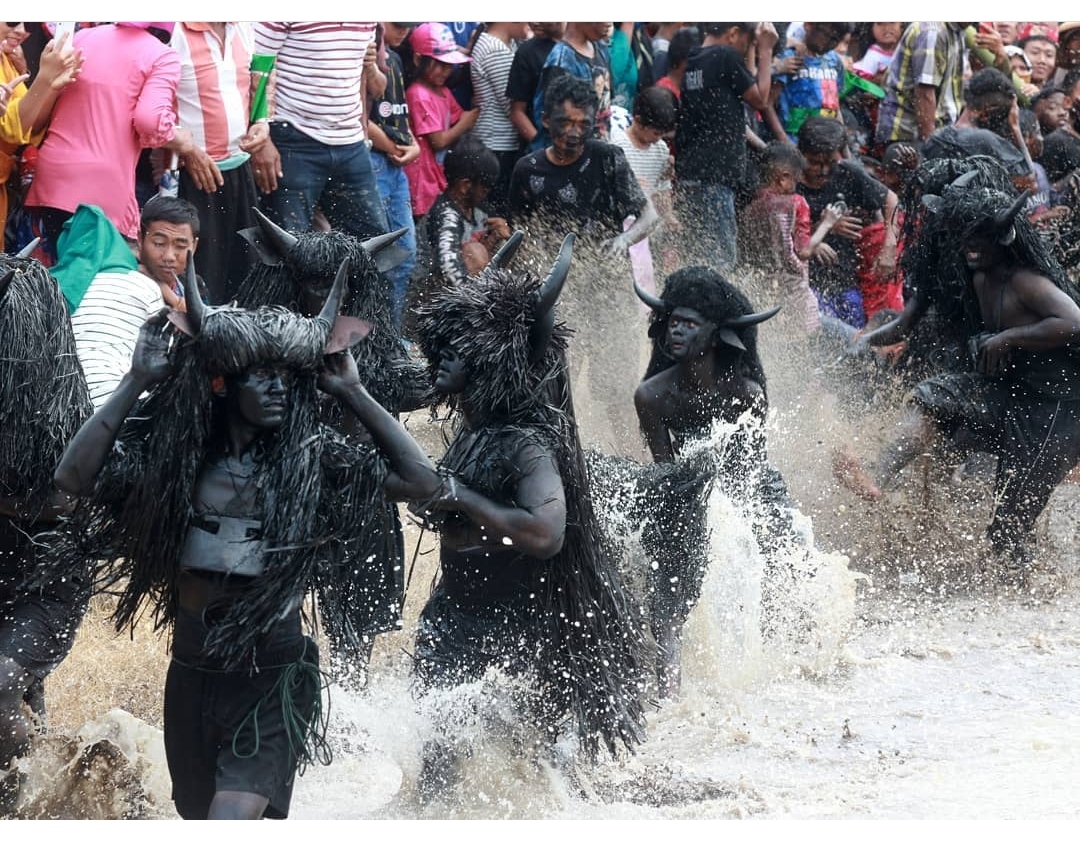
[404,23,478,220]
[25,23,199,254]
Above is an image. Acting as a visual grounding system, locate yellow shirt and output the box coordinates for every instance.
[0,52,36,223]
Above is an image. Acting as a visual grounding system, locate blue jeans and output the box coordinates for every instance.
[266,121,389,238]
[675,181,738,272]
[369,150,417,328]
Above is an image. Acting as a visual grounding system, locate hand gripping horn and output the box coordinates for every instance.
[528,233,574,363]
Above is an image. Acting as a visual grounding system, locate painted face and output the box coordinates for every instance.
[227,364,294,429]
[961,231,1005,271]
[138,220,198,289]
[1061,31,1080,68]
[666,307,716,360]
[434,346,468,395]
[546,101,595,159]
[800,149,842,190]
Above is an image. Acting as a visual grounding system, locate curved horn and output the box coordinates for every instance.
[361,227,409,256]
[722,304,782,328]
[633,278,666,312]
[317,258,349,327]
[14,237,40,259]
[489,230,524,269]
[993,189,1031,234]
[528,233,574,362]
[181,251,205,331]
[945,169,979,193]
[253,207,298,257]
[536,233,574,315]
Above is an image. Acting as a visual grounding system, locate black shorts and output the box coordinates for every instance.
[164,606,320,820]
[0,516,88,677]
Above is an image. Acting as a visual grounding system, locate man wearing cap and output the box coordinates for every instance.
[1019,25,1058,88]
[249,22,390,240]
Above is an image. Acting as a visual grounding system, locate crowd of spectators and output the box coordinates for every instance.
[5,22,1080,343]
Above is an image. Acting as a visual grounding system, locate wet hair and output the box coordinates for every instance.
[1030,86,1065,108]
[1019,34,1058,52]
[965,67,1016,107]
[760,142,807,180]
[644,266,769,393]
[632,85,677,132]
[140,195,201,238]
[542,72,598,117]
[797,116,847,154]
[443,134,500,188]
[806,21,853,40]
[881,141,919,173]
[667,27,700,69]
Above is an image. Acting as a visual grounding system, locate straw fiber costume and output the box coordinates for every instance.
[410,232,647,764]
[0,247,92,811]
[899,186,1080,571]
[40,259,410,819]
[588,268,804,696]
[234,211,425,666]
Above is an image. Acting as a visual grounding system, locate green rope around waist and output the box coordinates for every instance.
[231,639,334,773]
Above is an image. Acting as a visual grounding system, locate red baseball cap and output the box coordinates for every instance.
[409,22,471,64]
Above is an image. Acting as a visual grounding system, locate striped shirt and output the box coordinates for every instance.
[876,22,966,144]
[253,21,376,145]
[470,32,519,152]
[171,23,254,163]
[610,124,671,198]
[70,271,165,410]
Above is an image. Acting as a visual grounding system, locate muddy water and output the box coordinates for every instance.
[11,268,1080,820]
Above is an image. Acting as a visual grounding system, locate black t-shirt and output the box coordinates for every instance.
[507,139,647,241]
[674,44,754,186]
[1042,128,1080,182]
[369,49,411,148]
[797,160,888,294]
[505,36,557,103]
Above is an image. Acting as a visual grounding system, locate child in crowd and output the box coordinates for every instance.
[610,85,678,303]
[852,23,904,86]
[404,23,479,220]
[857,142,917,320]
[773,22,851,143]
[740,142,842,337]
[406,135,510,338]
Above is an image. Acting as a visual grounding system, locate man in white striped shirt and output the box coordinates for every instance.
[249,22,390,239]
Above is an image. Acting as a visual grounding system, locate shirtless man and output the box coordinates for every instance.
[842,187,1080,579]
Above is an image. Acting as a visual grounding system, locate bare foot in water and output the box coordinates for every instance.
[832,447,883,501]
